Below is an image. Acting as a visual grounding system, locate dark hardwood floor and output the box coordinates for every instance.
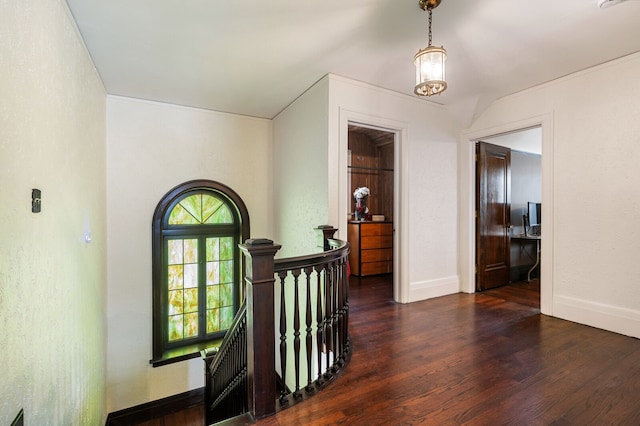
[132,405,204,426]
[132,275,640,425]
[482,278,540,310]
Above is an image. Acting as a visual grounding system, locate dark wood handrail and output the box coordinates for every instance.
[274,239,347,271]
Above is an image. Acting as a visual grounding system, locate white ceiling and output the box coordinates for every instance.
[485,127,542,155]
[65,0,640,123]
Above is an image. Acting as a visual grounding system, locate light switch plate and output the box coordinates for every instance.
[32,188,41,213]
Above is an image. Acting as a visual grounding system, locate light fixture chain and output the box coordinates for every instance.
[428,9,433,47]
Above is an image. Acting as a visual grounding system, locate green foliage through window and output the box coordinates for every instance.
[152,180,250,365]
[168,194,234,225]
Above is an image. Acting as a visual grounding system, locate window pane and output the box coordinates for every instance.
[184,288,198,312]
[169,290,183,315]
[168,240,183,265]
[208,205,234,224]
[206,238,220,262]
[220,237,234,260]
[207,308,220,334]
[202,196,225,223]
[220,283,233,307]
[220,260,233,283]
[168,265,183,290]
[168,315,183,342]
[220,306,234,330]
[183,239,198,264]
[207,285,219,309]
[168,203,199,225]
[169,193,236,225]
[206,261,219,286]
[184,264,198,288]
[181,195,202,223]
[184,312,198,338]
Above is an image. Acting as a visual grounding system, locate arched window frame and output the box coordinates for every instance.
[151,180,250,366]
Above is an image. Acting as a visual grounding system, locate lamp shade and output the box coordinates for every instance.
[414,45,447,96]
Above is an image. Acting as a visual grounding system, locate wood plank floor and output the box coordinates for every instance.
[482,278,540,310]
[132,405,204,426]
[135,276,640,425]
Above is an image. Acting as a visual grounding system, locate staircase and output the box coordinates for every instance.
[202,226,351,424]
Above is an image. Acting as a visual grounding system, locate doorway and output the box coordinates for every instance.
[339,110,408,303]
[474,127,543,305]
[347,125,395,223]
[462,114,553,315]
[347,125,395,277]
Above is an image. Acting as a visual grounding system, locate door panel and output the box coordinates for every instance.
[476,142,511,291]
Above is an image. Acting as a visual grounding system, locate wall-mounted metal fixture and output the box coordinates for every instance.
[32,189,41,213]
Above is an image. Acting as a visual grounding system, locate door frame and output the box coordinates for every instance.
[460,113,554,315]
[339,109,409,303]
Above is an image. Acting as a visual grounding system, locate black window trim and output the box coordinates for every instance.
[150,179,250,367]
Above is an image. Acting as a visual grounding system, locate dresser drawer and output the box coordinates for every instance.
[360,248,393,263]
[359,223,393,237]
[361,261,393,276]
[361,235,393,249]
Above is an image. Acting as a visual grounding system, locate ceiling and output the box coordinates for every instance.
[65,0,640,124]
[349,125,395,146]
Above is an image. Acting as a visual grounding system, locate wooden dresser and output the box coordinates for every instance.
[347,221,393,276]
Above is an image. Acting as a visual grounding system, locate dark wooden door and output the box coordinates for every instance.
[476,142,511,291]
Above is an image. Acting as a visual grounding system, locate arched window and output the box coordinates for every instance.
[151,180,249,366]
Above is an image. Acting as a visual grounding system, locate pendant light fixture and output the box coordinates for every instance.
[414,0,447,96]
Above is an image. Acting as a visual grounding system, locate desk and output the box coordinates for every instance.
[511,234,541,282]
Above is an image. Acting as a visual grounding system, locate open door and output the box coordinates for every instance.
[476,141,511,291]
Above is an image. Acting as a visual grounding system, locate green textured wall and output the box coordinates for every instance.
[0,0,107,424]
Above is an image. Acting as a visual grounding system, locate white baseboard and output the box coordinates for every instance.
[554,295,640,339]
[408,275,459,303]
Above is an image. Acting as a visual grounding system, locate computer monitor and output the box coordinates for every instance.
[528,202,542,228]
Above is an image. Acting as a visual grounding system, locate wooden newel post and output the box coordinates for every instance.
[316,225,338,251]
[239,238,282,419]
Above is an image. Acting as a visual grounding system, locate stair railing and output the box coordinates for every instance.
[202,226,351,424]
[201,301,247,425]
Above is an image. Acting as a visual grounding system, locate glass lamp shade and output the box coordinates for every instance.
[414,45,447,96]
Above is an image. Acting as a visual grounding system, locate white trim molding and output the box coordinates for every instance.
[409,276,460,303]
[554,295,640,339]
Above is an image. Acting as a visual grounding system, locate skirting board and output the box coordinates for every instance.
[554,295,640,340]
[105,388,204,426]
[408,276,459,303]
